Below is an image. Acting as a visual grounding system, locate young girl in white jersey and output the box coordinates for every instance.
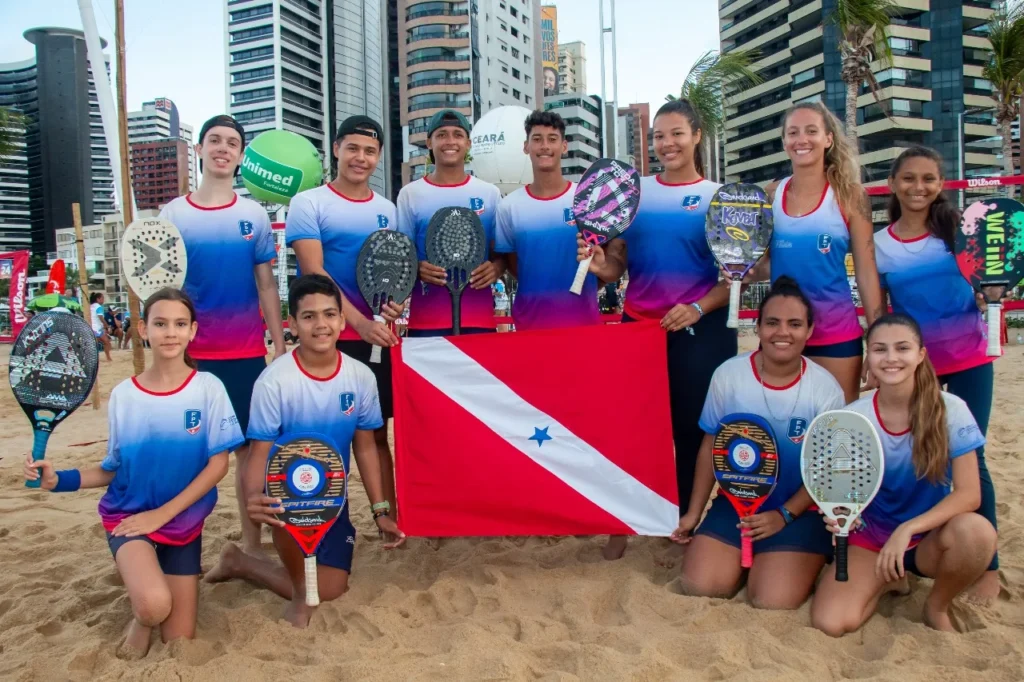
[810,314,996,635]
[25,288,242,657]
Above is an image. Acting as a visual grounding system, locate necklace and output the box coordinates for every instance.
[892,219,929,256]
[758,352,805,422]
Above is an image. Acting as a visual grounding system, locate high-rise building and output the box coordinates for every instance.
[127,98,196,191]
[557,40,586,95]
[129,139,191,211]
[544,93,602,181]
[478,0,544,112]
[720,0,1001,200]
[0,28,115,256]
[617,102,650,175]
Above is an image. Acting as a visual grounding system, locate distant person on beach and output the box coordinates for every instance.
[90,292,112,362]
[25,288,240,657]
[160,114,286,558]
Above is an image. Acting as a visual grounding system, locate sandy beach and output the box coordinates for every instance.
[2,338,1023,681]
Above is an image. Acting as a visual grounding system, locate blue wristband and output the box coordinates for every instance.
[52,469,82,493]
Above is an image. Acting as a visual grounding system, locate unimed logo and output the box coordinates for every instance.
[241,148,301,198]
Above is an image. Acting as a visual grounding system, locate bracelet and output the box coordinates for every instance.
[373,509,390,521]
[691,302,704,318]
[371,501,391,513]
[52,469,81,493]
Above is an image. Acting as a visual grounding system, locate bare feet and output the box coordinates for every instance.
[602,536,628,561]
[242,540,268,561]
[922,597,957,632]
[283,599,314,628]
[116,619,152,660]
[204,542,245,583]
[966,570,1001,603]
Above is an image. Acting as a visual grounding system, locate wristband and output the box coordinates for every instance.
[691,302,704,318]
[52,469,82,493]
[778,506,795,525]
[371,501,391,513]
[373,509,390,521]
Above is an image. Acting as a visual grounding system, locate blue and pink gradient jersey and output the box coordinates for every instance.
[770,178,862,347]
[160,193,276,360]
[285,184,399,340]
[495,181,601,331]
[874,226,994,375]
[620,176,721,321]
[247,350,383,472]
[848,391,984,550]
[396,175,502,331]
[98,371,244,545]
[699,351,845,511]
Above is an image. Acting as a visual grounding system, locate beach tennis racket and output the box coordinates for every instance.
[711,414,779,568]
[121,217,188,302]
[356,230,416,363]
[10,312,99,488]
[706,183,773,328]
[265,434,348,607]
[425,206,487,335]
[801,410,883,582]
[571,158,641,295]
[954,198,1024,356]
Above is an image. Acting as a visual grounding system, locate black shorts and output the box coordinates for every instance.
[107,533,203,576]
[195,356,267,440]
[336,339,393,421]
[695,496,834,557]
[805,336,864,359]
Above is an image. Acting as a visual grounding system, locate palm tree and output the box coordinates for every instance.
[666,49,763,181]
[830,0,899,148]
[982,4,1024,198]
[0,107,25,158]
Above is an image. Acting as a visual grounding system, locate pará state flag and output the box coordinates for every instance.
[393,321,678,537]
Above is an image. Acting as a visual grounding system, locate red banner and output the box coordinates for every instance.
[0,250,30,343]
[866,175,1024,196]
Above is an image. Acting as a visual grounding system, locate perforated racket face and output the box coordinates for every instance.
[573,159,641,246]
[425,207,487,294]
[356,230,417,313]
[711,414,779,511]
[120,217,188,301]
[9,312,99,427]
[801,410,884,532]
[954,198,1024,299]
[706,183,773,277]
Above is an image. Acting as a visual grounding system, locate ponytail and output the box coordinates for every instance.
[887,146,960,252]
[655,99,706,178]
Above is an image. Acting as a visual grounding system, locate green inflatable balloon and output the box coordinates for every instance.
[240,130,322,205]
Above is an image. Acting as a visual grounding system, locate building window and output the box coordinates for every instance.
[500,22,507,31]
[512,47,519,58]
[524,55,530,64]
[512,68,520,79]
[230,25,273,43]
[511,27,518,38]
[502,86,509,94]
[502,65,509,73]
[524,75,531,84]
[501,43,508,52]
[513,89,520,100]
[525,95,531,105]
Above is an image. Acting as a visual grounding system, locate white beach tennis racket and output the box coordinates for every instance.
[120,217,188,301]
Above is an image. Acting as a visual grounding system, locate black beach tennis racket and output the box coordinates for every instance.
[265,434,348,607]
[706,183,773,328]
[801,410,884,582]
[954,198,1024,356]
[10,313,99,488]
[570,158,641,295]
[121,217,188,301]
[425,206,487,335]
[356,230,416,363]
[711,414,779,568]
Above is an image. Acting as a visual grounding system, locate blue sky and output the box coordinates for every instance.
[0,0,720,132]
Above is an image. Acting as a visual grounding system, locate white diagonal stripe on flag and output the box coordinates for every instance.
[402,338,678,535]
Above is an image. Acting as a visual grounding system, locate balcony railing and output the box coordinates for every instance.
[407,31,469,44]
[409,77,471,88]
[407,54,470,66]
[407,8,469,22]
[408,99,471,112]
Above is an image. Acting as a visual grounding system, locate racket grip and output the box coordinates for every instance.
[25,430,51,489]
[740,530,753,568]
[727,280,741,328]
[370,315,384,364]
[835,534,849,582]
[570,256,592,295]
[986,303,1001,357]
[304,555,319,607]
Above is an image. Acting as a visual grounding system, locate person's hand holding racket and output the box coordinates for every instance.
[876,524,913,583]
[247,491,286,527]
[23,454,57,490]
[576,236,606,273]
[374,515,407,549]
[380,301,405,323]
[353,317,399,348]
[661,304,701,333]
[469,260,501,289]
[419,260,447,286]
[738,511,785,542]
[670,512,701,545]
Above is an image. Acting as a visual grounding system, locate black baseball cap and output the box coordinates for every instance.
[335,115,383,147]
[198,114,246,174]
[428,109,471,136]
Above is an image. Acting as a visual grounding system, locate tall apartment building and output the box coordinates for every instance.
[0,59,34,253]
[129,140,191,211]
[127,98,196,191]
[544,93,602,181]
[557,40,586,95]
[720,0,1001,199]
[617,102,650,175]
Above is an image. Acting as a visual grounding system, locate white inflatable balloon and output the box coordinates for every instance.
[470,106,534,195]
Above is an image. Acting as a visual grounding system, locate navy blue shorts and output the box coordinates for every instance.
[196,356,267,439]
[805,336,864,359]
[314,507,357,573]
[406,327,494,338]
[107,533,203,576]
[696,496,833,556]
[337,340,392,421]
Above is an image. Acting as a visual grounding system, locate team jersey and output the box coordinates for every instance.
[285,185,398,341]
[874,226,993,375]
[770,178,862,346]
[620,176,721,321]
[160,193,276,360]
[396,175,502,330]
[494,181,601,330]
[98,371,244,545]
[90,303,104,334]
[848,391,985,549]
[699,351,846,511]
[248,349,383,472]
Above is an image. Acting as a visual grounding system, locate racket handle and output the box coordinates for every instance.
[986,303,1001,357]
[25,429,51,489]
[835,534,849,582]
[740,530,753,568]
[304,555,319,607]
[727,280,741,329]
[370,315,385,364]
[570,255,592,295]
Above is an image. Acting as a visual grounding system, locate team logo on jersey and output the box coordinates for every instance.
[563,207,576,226]
[469,197,485,215]
[184,409,202,435]
[788,418,808,444]
[682,195,702,211]
[817,233,832,254]
[339,392,356,416]
[239,220,254,241]
[377,214,390,229]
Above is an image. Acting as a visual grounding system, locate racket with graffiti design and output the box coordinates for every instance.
[356,230,416,363]
[711,414,779,568]
[265,434,348,607]
[425,206,487,335]
[954,198,1024,356]
[120,217,188,301]
[570,158,641,295]
[706,183,773,328]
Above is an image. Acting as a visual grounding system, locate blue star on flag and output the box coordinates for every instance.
[528,426,552,447]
